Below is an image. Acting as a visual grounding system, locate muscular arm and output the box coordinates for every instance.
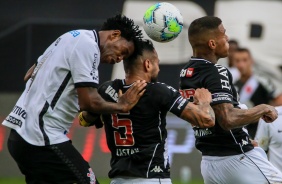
[180,88,215,128]
[77,81,146,114]
[77,87,122,114]
[212,103,277,131]
[180,102,215,128]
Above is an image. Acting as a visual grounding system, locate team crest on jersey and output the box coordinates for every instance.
[87,168,96,184]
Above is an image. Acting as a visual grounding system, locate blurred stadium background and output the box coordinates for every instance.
[0,0,281,183]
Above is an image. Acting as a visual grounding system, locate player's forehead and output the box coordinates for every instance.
[218,23,226,34]
[233,51,251,58]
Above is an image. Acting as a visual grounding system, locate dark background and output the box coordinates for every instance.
[0,0,216,92]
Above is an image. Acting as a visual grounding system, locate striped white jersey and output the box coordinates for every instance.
[2,30,100,146]
[255,106,282,172]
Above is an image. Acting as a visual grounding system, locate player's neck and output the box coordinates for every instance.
[124,73,150,85]
[193,52,218,64]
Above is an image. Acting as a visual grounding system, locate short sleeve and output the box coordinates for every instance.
[151,83,189,117]
[68,31,100,88]
[255,119,270,151]
[204,64,234,105]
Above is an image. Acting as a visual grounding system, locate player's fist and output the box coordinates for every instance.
[262,105,278,123]
[193,88,212,105]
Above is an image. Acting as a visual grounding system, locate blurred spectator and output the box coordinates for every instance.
[255,106,282,172]
[218,39,240,83]
[233,48,282,138]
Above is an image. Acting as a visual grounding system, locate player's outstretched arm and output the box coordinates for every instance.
[180,88,215,128]
[77,80,146,114]
[212,103,278,131]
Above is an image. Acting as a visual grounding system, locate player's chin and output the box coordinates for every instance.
[104,57,116,64]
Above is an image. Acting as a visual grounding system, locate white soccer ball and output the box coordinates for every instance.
[143,2,183,43]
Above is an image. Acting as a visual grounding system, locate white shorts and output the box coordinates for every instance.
[201,147,282,184]
[110,177,172,184]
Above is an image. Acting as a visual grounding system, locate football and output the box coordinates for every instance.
[143,2,183,43]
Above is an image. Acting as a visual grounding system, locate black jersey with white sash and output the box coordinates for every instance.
[179,57,254,156]
[98,79,189,178]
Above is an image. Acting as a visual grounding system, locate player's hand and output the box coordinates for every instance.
[262,105,278,123]
[117,80,147,112]
[193,88,212,105]
[79,111,100,127]
[250,139,258,147]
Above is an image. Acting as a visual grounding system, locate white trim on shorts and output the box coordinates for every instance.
[110,177,172,184]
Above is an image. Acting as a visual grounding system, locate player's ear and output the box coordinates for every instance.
[144,59,151,72]
[109,30,121,41]
[208,39,216,50]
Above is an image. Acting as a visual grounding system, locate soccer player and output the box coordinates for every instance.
[255,106,282,172]
[233,48,282,138]
[80,39,215,184]
[2,14,146,184]
[179,16,282,184]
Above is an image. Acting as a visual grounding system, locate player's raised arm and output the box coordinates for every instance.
[212,103,277,131]
[180,88,215,128]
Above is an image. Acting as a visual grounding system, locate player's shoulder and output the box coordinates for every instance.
[98,80,121,102]
[147,82,178,93]
[183,58,221,74]
[63,29,97,44]
[99,79,121,90]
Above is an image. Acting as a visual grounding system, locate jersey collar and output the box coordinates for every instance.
[190,57,212,64]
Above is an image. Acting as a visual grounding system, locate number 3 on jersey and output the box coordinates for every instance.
[111,114,135,146]
[179,89,195,101]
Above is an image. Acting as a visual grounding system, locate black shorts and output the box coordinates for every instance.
[8,129,99,184]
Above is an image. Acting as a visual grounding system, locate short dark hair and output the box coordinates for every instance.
[101,14,143,43]
[229,39,238,46]
[234,47,252,57]
[188,16,222,38]
[123,39,155,72]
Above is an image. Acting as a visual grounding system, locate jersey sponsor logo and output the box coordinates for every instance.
[150,165,163,173]
[69,30,80,37]
[54,37,61,46]
[215,64,231,90]
[179,88,195,101]
[116,148,139,156]
[90,53,99,81]
[176,98,187,110]
[212,93,232,102]
[186,68,194,77]
[12,105,27,119]
[5,115,22,127]
[105,85,118,102]
[179,68,194,78]
[86,168,96,184]
[194,128,212,137]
